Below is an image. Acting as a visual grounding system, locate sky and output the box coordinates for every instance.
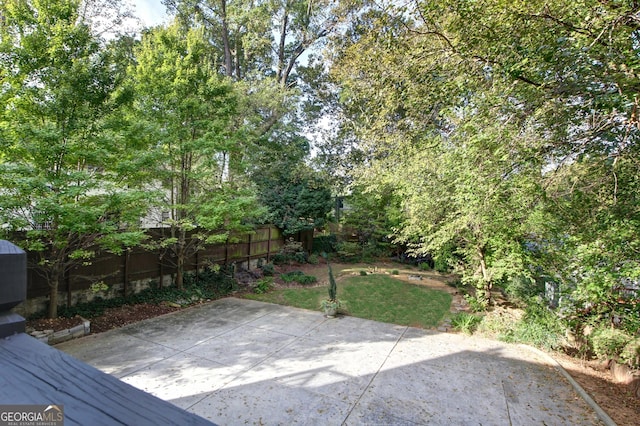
[133,0,168,28]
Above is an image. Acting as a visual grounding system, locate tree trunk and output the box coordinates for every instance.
[220,0,233,78]
[176,228,186,289]
[477,246,492,304]
[277,10,288,82]
[49,274,59,319]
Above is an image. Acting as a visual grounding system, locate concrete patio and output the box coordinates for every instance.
[57,297,607,425]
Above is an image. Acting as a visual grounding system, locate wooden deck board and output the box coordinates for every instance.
[0,333,215,426]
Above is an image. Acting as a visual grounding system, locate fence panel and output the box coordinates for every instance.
[24,225,284,300]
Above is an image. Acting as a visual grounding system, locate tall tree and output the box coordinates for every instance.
[129,22,262,288]
[329,0,640,304]
[0,0,148,318]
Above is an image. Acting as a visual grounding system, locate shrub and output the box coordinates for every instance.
[261,262,274,276]
[280,271,305,283]
[294,251,308,264]
[504,275,545,307]
[620,338,640,369]
[335,241,361,261]
[296,275,318,285]
[253,277,273,294]
[308,253,319,265]
[280,271,317,285]
[391,269,399,275]
[591,327,633,360]
[451,312,482,334]
[359,270,368,276]
[418,262,432,271]
[57,265,237,319]
[273,238,308,265]
[313,234,337,254]
[510,301,564,350]
[464,294,488,313]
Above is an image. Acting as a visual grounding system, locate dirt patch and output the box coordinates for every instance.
[553,352,640,425]
[26,262,639,425]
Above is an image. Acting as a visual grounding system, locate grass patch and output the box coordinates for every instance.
[244,274,452,328]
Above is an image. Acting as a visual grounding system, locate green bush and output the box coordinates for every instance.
[273,239,308,265]
[510,303,564,350]
[280,271,305,283]
[433,243,456,273]
[261,262,274,276]
[464,294,488,313]
[296,275,318,285]
[280,271,318,285]
[57,265,237,319]
[418,262,432,271]
[254,277,273,294]
[335,241,361,261]
[451,312,482,334]
[620,338,640,369]
[391,269,399,275]
[313,234,337,254]
[308,253,319,265]
[359,270,368,276]
[591,327,633,360]
[272,253,288,265]
[504,275,544,307]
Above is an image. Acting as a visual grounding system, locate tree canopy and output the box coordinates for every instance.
[1,0,638,330]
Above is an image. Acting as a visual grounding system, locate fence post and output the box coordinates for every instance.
[267,227,271,262]
[246,233,252,269]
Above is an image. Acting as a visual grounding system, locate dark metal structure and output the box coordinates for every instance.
[0,240,26,338]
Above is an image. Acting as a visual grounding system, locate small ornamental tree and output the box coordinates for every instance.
[0,0,148,318]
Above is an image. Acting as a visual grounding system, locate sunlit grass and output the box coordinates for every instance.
[244,274,452,328]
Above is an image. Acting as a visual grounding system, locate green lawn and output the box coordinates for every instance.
[244,274,452,328]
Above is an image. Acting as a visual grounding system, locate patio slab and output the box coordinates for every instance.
[57,297,609,425]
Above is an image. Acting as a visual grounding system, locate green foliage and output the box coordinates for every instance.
[464,294,488,313]
[129,22,263,288]
[89,282,109,294]
[418,262,432,272]
[451,313,483,335]
[327,263,338,301]
[0,0,149,317]
[335,241,361,262]
[312,234,337,254]
[253,278,273,294]
[391,270,399,275]
[620,339,640,369]
[476,302,563,350]
[307,253,320,265]
[255,165,333,236]
[261,262,275,276]
[359,270,368,276]
[432,243,456,273]
[56,265,236,319]
[280,271,317,285]
[272,239,308,265]
[329,0,640,316]
[509,302,564,350]
[591,327,634,361]
[340,184,401,252]
[504,275,545,308]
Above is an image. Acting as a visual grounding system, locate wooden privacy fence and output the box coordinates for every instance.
[26,226,285,303]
